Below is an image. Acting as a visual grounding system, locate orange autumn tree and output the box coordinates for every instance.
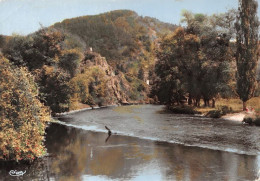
[0,55,50,161]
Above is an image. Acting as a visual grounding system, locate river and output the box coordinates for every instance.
[0,105,260,180]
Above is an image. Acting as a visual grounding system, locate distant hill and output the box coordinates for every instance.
[52,10,177,69]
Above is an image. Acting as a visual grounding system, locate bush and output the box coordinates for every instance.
[0,56,50,161]
[206,106,233,118]
[206,110,222,118]
[253,117,260,126]
[219,106,232,115]
[242,117,254,125]
[243,116,260,126]
[168,105,200,115]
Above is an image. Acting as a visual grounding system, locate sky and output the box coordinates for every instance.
[0,0,257,36]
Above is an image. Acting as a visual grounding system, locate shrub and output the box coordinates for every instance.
[253,117,260,126]
[219,106,232,115]
[243,116,260,126]
[242,117,254,125]
[168,105,199,115]
[206,106,234,118]
[206,110,222,118]
[0,56,50,161]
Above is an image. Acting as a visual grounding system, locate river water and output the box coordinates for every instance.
[0,105,260,180]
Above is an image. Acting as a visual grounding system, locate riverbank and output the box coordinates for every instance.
[55,102,256,124]
[222,112,248,122]
[54,101,152,117]
[166,104,254,122]
[55,104,119,116]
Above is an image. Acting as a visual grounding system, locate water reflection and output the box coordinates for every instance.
[0,123,259,181]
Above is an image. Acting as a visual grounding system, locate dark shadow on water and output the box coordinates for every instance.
[0,123,259,181]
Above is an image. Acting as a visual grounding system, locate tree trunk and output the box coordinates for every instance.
[204,99,210,107]
[212,99,215,108]
[196,98,200,107]
[193,99,197,107]
[188,94,192,105]
[207,100,210,107]
[203,99,207,107]
[243,101,247,111]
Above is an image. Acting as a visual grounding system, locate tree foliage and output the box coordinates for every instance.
[53,10,176,63]
[0,55,50,161]
[69,66,113,107]
[235,0,259,110]
[59,49,83,78]
[154,12,233,106]
[3,29,64,70]
[3,28,84,113]
[35,66,72,113]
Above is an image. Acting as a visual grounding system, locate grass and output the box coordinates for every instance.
[196,97,260,115]
[113,105,141,114]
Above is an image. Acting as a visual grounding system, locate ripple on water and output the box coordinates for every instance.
[56,105,260,156]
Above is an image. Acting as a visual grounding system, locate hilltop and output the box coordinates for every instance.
[52,10,177,70]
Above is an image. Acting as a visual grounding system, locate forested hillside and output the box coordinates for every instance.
[2,10,173,114]
[53,10,177,72]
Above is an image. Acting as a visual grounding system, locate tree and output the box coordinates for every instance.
[59,49,83,78]
[35,66,72,113]
[3,35,33,67]
[0,55,50,161]
[154,11,233,107]
[199,30,232,107]
[3,28,64,71]
[235,0,259,110]
[154,27,199,105]
[69,66,111,107]
[3,28,77,113]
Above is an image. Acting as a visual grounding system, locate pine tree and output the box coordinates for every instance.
[235,0,259,110]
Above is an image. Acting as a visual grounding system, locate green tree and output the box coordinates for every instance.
[154,28,194,105]
[199,30,232,107]
[58,49,83,77]
[3,35,33,67]
[36,66,72,113]
[3,28,79,113]
[154,12,233,107]
[3,28,64,70]
[235,0,259,110]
